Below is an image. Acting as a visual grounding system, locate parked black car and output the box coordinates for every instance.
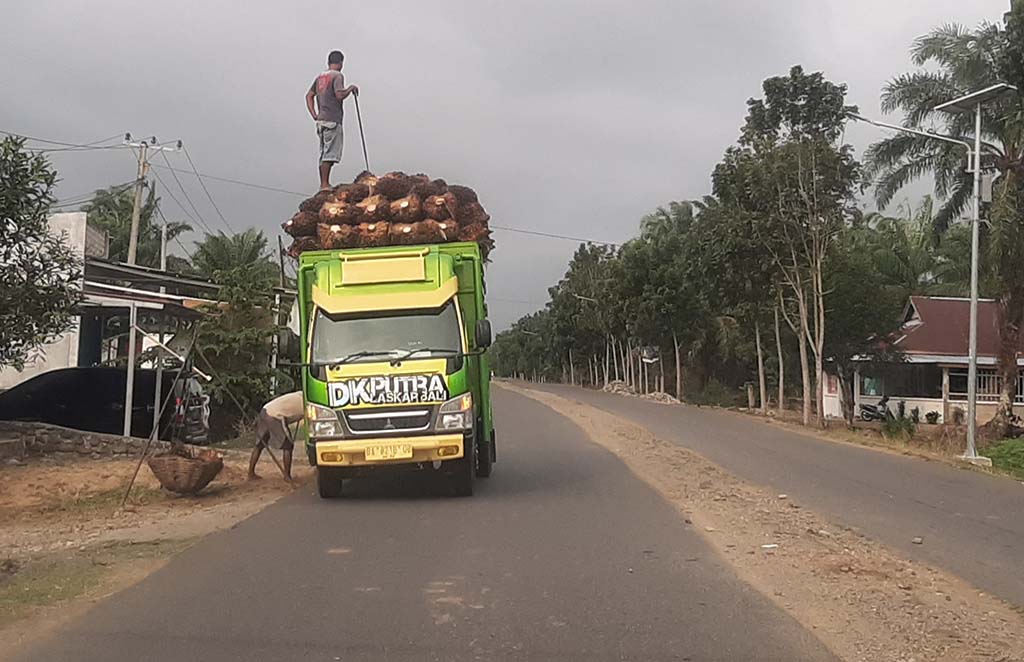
[0,367,210,444]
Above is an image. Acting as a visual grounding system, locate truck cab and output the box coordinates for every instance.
[296,242,495,497]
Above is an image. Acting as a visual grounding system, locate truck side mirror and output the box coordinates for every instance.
[475,319,493,349]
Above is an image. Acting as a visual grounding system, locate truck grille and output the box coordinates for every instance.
[344,408,433,434]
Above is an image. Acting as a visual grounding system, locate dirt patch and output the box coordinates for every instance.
[0,449,309,658]
[503,383,1024,662]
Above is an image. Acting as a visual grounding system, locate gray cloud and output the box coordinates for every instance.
[1,0,1008,329]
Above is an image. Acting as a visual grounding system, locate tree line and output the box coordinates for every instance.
[492,7,1024,436]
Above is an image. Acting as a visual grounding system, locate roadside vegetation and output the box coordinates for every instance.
[492,5,1024,442]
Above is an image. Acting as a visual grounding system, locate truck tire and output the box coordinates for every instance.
[317,467,343,499]
[476,433,493,478]
[450,436,475,497]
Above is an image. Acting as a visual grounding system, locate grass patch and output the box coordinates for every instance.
[0,540,190,627]
[41,486,167,516]
[983,438,1024,480]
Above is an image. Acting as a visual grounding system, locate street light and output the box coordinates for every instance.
[936,83,1017,464]
[851,82,1018,465]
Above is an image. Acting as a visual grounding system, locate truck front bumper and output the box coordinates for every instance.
[313,433,465,467]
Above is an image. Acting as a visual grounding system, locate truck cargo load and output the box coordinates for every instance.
[283,171,494,260]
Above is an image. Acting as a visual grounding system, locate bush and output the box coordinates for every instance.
[910,406,920,423]
[925,411,940,425]
[882,416,915,439]
[690,378,742,407]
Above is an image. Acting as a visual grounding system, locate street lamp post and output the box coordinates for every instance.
[934,84,1017,463]
[851,82,1017,465]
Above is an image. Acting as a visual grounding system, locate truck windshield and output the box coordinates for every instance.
[311,301,462,365]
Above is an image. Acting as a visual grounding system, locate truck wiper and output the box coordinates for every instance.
[388,348,461,366]
[320,350,397,367]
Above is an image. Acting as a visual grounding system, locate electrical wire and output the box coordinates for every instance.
[158,150,218,235]
[148,162,306,197]
[0,130,126,153]
[156,204,196,264]
[181,145,235,233]
[150,168,210,233]
[52,180,135,208]
[490,224,619,247]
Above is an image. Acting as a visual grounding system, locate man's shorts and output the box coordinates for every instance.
[317,121,344,164]
[255,409,294,451]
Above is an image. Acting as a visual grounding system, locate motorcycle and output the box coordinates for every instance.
[859,395,891,422]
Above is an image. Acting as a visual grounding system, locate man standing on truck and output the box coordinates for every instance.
[306,50,359,191]
[248,391,304,482]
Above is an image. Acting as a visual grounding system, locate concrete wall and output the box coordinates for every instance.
[0,420,168,459]
[0,212,86,391]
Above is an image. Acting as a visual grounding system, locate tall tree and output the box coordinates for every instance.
[715,66,859,425]
[0,137,82,370]
[192,228,278,287]
[81,184,191,268]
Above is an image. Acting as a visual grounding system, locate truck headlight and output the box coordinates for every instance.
[435,393,473,431]
[306,403,342,437]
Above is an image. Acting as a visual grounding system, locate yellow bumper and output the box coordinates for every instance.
[315,434,464,467]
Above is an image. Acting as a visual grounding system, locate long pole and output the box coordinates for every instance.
[353,94,370,172]
[965,102,983,459]
[127,142,149,265]
[153,223,168,437]
[123,302,138,437]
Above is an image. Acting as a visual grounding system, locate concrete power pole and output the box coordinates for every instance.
[126,140,149,265]
[123,134,181,265]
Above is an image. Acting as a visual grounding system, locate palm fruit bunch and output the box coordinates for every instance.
[282,171,493,259]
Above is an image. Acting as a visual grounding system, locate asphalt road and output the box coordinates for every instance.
[12,388,834,662]
[529,383,1024,607]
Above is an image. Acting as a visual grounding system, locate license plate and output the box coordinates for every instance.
[364,443,414,461]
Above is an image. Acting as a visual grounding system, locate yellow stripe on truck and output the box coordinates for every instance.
[317,434,464,466]
[312,277,458,314]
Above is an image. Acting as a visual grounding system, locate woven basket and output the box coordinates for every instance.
[148,447,224,495]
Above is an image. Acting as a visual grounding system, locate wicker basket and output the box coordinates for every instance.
[148,447,224,495]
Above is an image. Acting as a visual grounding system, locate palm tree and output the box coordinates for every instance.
[82,184,191,268]
[866,12,1024,434]
[191,228,278,286]
[864,22,1017,233]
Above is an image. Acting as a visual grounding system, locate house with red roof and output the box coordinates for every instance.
[823,296,1024,423]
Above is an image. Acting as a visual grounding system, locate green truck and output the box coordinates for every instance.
[296,242,495,498]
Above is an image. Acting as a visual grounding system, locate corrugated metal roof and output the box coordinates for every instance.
[897,296,1022,359]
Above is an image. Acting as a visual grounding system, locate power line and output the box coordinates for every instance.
[52,180,135,208]
[0,130,126,152]
[149,159,623,248]
[490,224,619,247]
[158,149,218,235]
[156,204,195,263]
[182,145,235,233]
[148,162,306,197]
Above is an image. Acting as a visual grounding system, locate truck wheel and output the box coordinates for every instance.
[317,467,343,499]
[451,439,475,497]
[476,434,493,478]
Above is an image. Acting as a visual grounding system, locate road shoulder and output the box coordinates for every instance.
[500,382,1024,662]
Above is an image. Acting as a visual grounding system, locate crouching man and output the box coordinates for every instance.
[248,391,304,482]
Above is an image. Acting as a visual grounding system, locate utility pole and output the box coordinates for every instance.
[123,134,181,265]
[153,223,168,437]
[270,236,287,395]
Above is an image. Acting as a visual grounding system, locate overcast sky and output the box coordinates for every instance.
[1,0,1011,329]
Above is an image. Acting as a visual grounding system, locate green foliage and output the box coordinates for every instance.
[194,266,286,439]
[0,136,82,370]
[81,184,191,267]
[881,400,918,438]
[983,438,1024,479]
[191,228,278,287]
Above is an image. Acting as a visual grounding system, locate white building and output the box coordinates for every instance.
[823,296,1024,424]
